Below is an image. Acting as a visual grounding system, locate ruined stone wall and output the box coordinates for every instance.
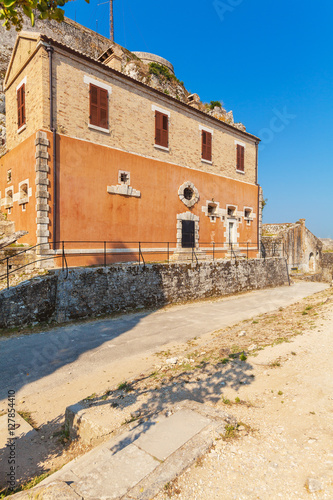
[321,253,333,282]
[0,258,289,329]
[262,221,322,273]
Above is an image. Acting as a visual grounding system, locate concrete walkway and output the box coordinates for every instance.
[9,401,234,500]
[0,282,327,403]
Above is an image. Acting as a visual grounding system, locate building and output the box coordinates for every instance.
[0,31,262,266]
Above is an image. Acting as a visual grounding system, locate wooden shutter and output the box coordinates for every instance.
[202,131,212,161]
[17,84,25,129]
[155,111,162,145]
[99,88,108,129]
[161,114,168,148]
[90,84,99,126]
[237,145,245,171]
[90,84,108,129]
[155,111,168,147]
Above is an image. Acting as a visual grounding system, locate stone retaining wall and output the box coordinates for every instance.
[0,258,289,329]
[321,253,333,283]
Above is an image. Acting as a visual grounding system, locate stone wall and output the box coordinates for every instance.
[321,253,333,283]
[0,258,289,329]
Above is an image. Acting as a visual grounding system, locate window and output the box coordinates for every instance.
[118,170,130,185]
[227,206,236,217]
[19,181,29,205]
[7,169,11,182]
[202,130,212,162]
[17,84,26,130]
[155,111,168,148]
[244,208,252,219]
[5,188,13,208]
[236,144,245,172]
[89,83,109,129]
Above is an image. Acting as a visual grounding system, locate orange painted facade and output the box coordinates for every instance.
[0,33,262,267]
[0,135,37,246]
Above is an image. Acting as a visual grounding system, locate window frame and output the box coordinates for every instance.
[89,83,109,132]
[154,110,169,149]
[17,83,26,132]
[202,130,212,163]
[236,144,245,173]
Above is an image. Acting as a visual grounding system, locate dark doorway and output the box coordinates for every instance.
[182,220,195,248]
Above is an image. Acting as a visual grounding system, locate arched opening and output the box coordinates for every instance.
[309,252,315,273]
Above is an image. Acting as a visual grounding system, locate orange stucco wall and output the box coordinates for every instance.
[54,134,259,252]
[0,134,37,246]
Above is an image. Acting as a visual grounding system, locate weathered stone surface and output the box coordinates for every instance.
[0,258,288,329]
[0,230,28,249]
[0,275,57,327]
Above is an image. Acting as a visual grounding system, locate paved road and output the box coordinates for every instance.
[0,282,327,403]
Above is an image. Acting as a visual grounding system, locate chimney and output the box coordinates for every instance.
[105,46,122,72]
[187,93,200,110]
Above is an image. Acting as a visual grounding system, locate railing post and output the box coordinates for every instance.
[139,242,141,266]
[104,241,106,267]
[213,242,215,261]
[167,242,170,263]
[6,258,9,289]
[62,241,64,271]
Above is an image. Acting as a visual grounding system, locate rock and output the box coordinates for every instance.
[248,344,258,351]
[238,331,246,337]
[305,478,323,493]
[166,357,178,365]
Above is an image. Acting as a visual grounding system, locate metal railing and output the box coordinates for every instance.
[0,240,263,289]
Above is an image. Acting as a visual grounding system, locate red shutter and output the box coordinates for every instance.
[155,111,162,145]
[206,132,212,161]
[99,88,108,129]
[17,84,25,129]
[241,146,245,171]
[237,145,245,171]
[90,84,99,126]
[202,131,212,161]
[155,111,168,147]
[202,131,207,159]
[161,114,168,148]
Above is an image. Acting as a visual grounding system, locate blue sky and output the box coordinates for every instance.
[64,0,333,238]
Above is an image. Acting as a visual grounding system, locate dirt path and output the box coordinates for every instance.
[154,295,333,499]
[1,283,332,497]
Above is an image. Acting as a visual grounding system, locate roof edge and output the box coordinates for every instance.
[38,34,260,143]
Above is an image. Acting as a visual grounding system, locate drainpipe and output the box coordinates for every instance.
[45,45,57,251]
[255,141,261,253]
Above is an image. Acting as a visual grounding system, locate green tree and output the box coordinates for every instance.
[0,0,88,31]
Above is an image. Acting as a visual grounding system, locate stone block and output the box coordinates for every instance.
[35,150,49,160]
[35,176,50,186]
[36,228,50,237]
[36,217,50,225]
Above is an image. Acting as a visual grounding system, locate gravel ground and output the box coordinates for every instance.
[153,288,333,500]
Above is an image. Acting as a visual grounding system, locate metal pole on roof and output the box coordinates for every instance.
[110,0,114,42]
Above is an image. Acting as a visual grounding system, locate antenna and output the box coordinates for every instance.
[97,0,114,41]
[110,0,114,42]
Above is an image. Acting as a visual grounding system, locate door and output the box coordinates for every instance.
[182,220,195,248]
[228,221,236,244]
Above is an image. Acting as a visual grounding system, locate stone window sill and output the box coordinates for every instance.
[19,197,29,205]
[154,144,169,152]
[17,124,26,134]
[88,123,110,134]
[236,169,245,174]
[201,158,212,165]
